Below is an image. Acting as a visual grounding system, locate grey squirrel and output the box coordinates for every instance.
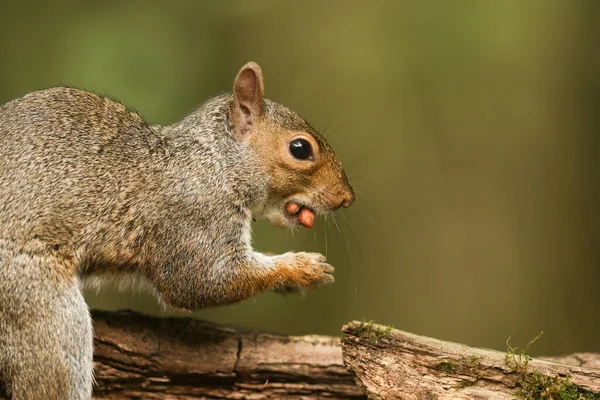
[0,62,354,399]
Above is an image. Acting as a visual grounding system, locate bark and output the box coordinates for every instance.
[341,320,600,399]
[91,310,364,399]
[1,312,599,399]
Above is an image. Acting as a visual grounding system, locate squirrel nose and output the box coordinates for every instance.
[341,188,355,208]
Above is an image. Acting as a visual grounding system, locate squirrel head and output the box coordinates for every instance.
[230,62,354,228]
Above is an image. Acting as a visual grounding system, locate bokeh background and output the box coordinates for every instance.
[1,1,598,356]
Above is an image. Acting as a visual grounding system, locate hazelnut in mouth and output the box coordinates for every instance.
[285,201,315,228]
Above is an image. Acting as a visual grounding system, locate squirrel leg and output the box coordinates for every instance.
[152,250,334,310]
[221,251,335,300]
[267,252,335,291]
[270,252,334,295]
[0,247,93,400]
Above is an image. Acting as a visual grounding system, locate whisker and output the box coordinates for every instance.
[332,214,342,234]
[321,95,354,137]
[324,124,348,141]
[342,228,352,256]
[346,175,368,182]
[334,213,354,261]
[341,213,356,235]
[318,187,345,200]
[324,216,329,258]
[314,190,329,211]
[351,204,376,226]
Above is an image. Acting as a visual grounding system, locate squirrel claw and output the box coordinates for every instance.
[278,252,334,289]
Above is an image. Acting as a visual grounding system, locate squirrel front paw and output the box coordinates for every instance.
[275,252,335,290]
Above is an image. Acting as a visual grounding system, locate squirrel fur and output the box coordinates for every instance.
[0,62,354,399]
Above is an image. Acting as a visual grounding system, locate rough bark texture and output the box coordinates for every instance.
[92,310,365,399]
[2,312,600,399]
[342,320,600,399]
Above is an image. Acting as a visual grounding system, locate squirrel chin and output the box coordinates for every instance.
[266,213,304,229]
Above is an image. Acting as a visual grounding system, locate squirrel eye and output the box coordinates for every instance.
[289,139,313,160]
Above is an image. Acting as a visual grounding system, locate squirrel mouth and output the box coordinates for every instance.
[285,201,315,228]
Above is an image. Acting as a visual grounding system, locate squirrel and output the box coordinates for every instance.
[0,62,354,399]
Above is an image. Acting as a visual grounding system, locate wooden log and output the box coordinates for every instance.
[91,310,365,399]
[2,312,599,399]
[341,320,600,399]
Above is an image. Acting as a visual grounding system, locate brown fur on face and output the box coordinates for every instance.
[228,62,354,228]
[244,102,354,228]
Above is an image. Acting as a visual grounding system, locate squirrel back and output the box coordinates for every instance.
[1,89,262,277]
[1,88,167,277]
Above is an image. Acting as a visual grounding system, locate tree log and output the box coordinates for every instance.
[91,310,364,399]
[2,312,599,399]
[341,320,600,399]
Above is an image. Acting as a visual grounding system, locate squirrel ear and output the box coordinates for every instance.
[232,62,265,139]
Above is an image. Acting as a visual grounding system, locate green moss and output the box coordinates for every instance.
[521,372,600,400]
[435,354,481,376]
[353,319,393,343]
[504,333,600,399]
[438,354,482,389]
[464,354,482,371]
[504,332,542,375]
[437,360,458,373]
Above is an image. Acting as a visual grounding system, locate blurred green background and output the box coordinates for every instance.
[1,1,598,356]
